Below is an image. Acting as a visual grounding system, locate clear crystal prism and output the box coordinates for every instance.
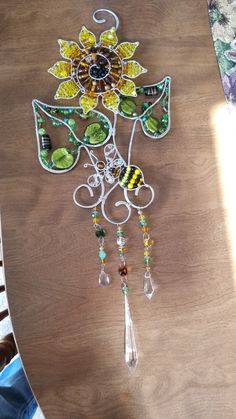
[144,272,155,300]
[99,270,110,287]
[124,294,138,370]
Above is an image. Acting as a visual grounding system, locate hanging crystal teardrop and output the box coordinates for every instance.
[144,271,155,299]
[99,269,110,287]
[124,291,138,370]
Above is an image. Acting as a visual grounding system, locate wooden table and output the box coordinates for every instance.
[1,0,236,418]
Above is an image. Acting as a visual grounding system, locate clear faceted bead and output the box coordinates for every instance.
[124,294,138,370]
[99,270,110,287]
[117,236,126,247]
[144,272,155,299]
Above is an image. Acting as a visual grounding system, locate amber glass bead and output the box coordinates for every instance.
[93,218,100,224]
[142,226,149,232]
[144,239,154,247]
[118,246,125,252]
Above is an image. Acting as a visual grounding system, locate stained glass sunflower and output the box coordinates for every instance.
[48,26,147,114]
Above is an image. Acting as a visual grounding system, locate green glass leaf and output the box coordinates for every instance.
[51,148,74,169]
[84,123,108,145]
[141,76,171,140]
[32,99,111,147]
[117,76,171,140]
[119,97,138,117]
[32,99,112,173]
[144,116,161,134]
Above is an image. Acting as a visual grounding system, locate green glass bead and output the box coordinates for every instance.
[51,147,74,169]
[40,149,48,158]
[84,123,108,145]
[156,127,165,135]
[52,119,63,126]
[136,86,144,94]
[144,116,160,134]
[68,118,76,129]
[144,256,152,264]
[99,249,107,259]
[92,210,100,218]
[162,96,168,110]
[122,285,129,295]
[41,158,52,168]
[142,101,152,111]
[119,98,137,117]
[37,116,44,125]
[161,114,169,127]
[38,128,46,136]
[96,228,106,238]
[142,102,153,118]
[68,134,76,143]
[70,147,79,155]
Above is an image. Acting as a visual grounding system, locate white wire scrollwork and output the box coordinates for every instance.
[92,9,120,30]
[72,114,156,224]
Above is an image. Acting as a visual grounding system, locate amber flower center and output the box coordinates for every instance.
[73,46,122,94]
[89,56,110,79]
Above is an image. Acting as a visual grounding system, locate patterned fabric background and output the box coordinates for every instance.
[208,0,236,105]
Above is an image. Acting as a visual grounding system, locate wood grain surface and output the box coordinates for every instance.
[1,1,236,418]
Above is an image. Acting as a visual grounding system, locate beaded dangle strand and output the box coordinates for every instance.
[91,208,110,287]
[116,225,138,369]
[138,209,156,299]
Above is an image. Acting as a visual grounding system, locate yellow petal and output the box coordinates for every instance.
[79,26,96,49]
[80,93,98,114]
[100,27,118,47]
[102,90,120,112]
[48,61,71,79]
[55,80,80,99]
[58,39,81,60]
[117,79,137,96]
[115,42,139,59]
[123,60,147,78]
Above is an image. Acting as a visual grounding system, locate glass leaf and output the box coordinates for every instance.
[32,99,112,173]
[118,75,172,140]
